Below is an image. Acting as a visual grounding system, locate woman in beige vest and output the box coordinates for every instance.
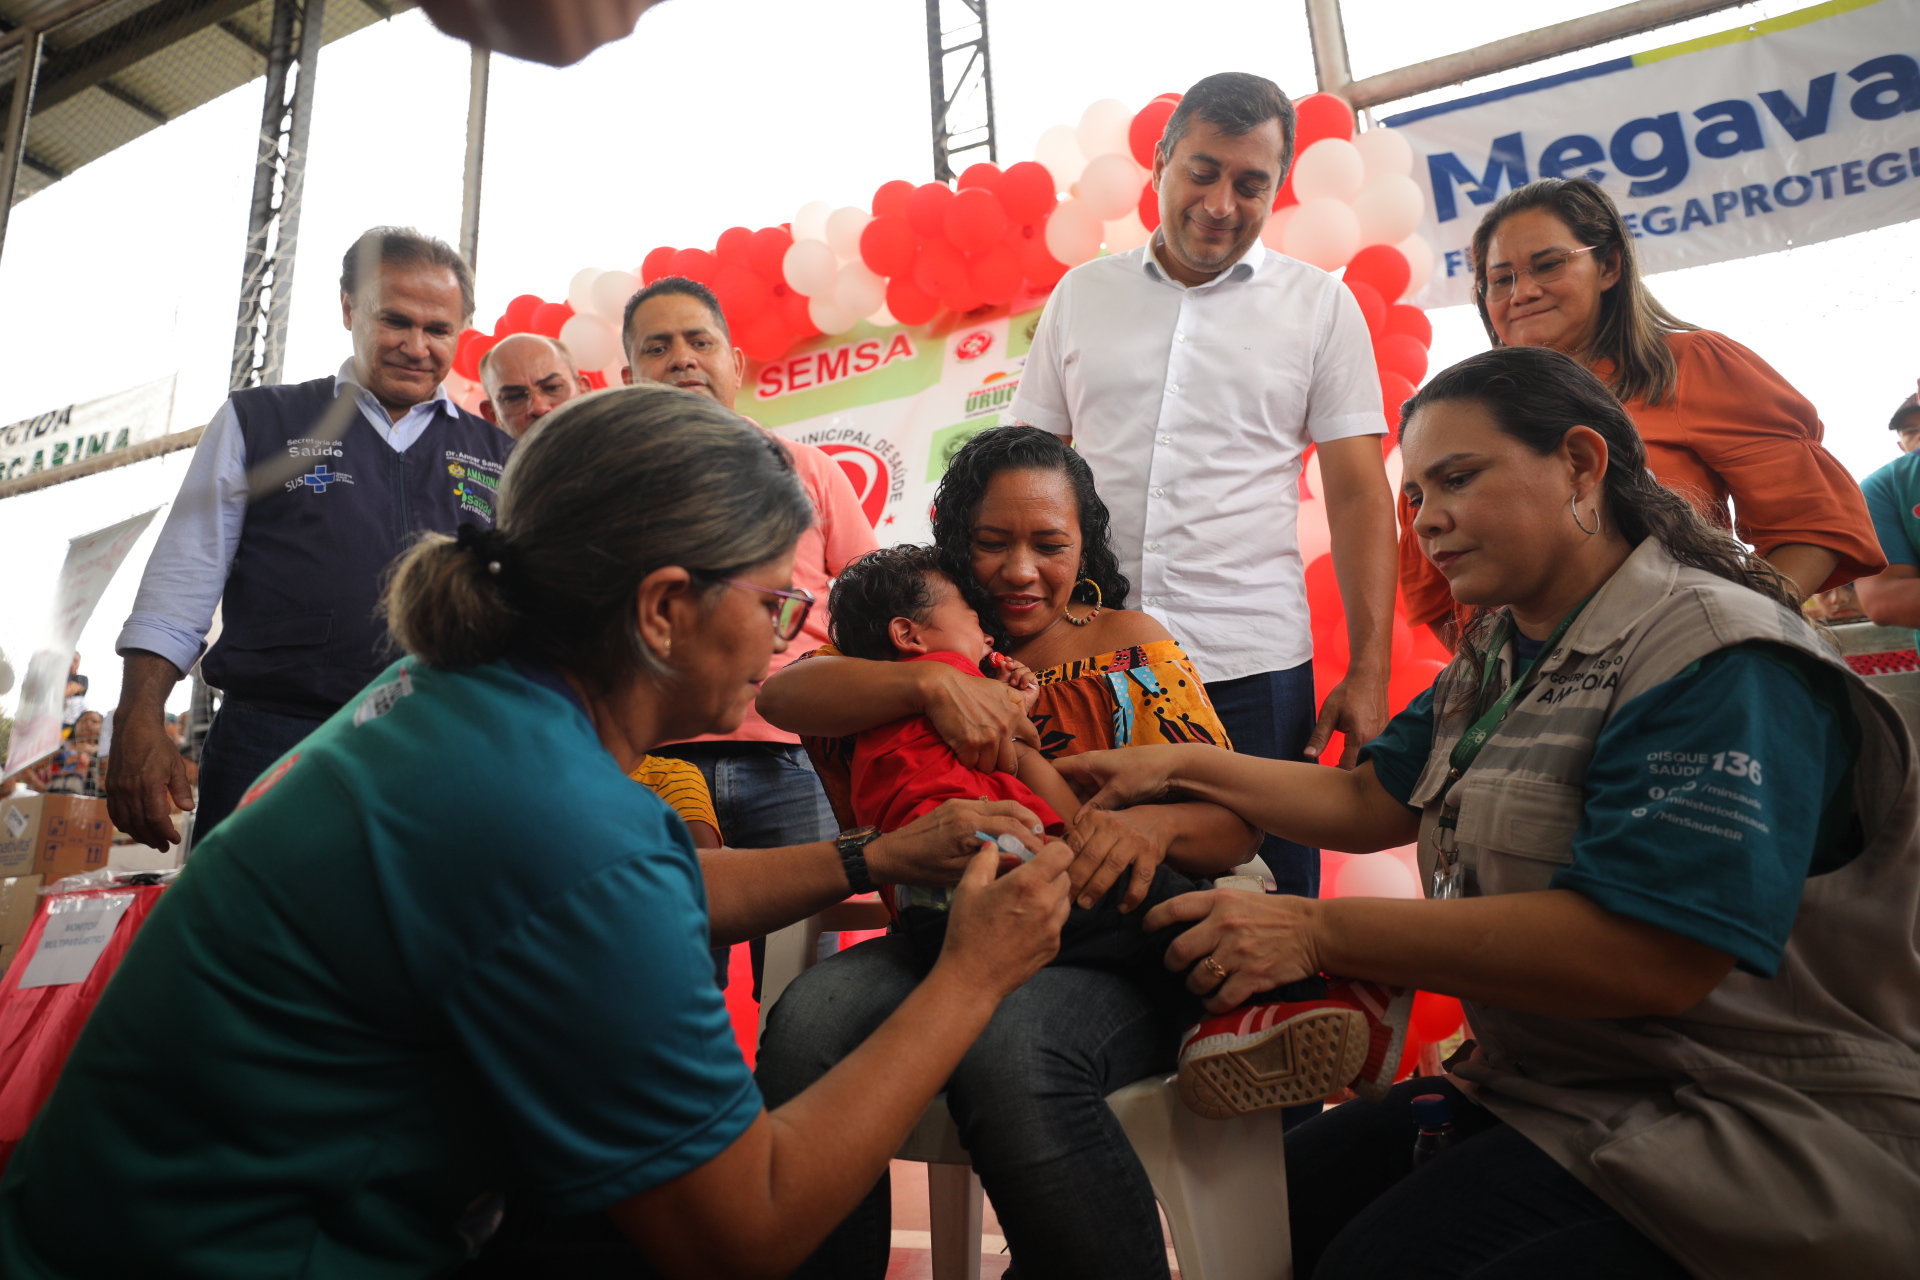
[1060,346,1920,1280]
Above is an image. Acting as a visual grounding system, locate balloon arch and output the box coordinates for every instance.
[453,90,1464,1065]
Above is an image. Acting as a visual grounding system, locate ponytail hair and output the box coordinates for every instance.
[385,384,813,691]
[1401,347,1799,701]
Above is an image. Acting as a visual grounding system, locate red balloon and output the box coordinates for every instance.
[885,274,939,325]
[715,226,754,269]
[940,289,983,316]
[860,215,919,278]
[745,227,793,285]
[997,161,1057,225]
[737,312,793,364]
[1274,171,1300,211]
[1377,334,1429,387]
[969,244,1023,305]
[957,162,1002,191]
[667,247,719,284]
[640,247,677,285]
[1129,97,1179,168]
[1385,303,1433,348]
[1344,245,1412,307]
[914,239,970,300]
[529,301,572,338]
[1410,991,1464,1044]
[1346,280,1385,336]
[713,265,768,324]
[1293,92,1356,147]
[452,329,491,382]
[944,187,1008,255]
[1380,370,1418,435]
[906,182,956,238]
[779,286,821,340]
[1020,233,1068,290]
[497,293,543,336]
[1138,181,1161,231]
[872,179,917,219]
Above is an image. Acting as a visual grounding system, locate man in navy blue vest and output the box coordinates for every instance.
[107,227,514,851]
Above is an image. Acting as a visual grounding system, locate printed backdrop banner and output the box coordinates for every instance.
[756,307,1041,545]
[0,377,176,482]
[4,509,160,780]
[1385,0,1920,307]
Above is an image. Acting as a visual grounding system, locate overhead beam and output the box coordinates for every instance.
[359,0,391,18]
[0,25,42,254]
[216,17,273,58]
[22,151,61,180]
[96,77,169,124]
[1336,0,1756,109]
[15,0,261,116]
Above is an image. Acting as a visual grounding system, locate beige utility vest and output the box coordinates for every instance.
[1409,538,1920,1278]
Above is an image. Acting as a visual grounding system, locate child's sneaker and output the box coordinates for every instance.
[1175,979,1414,1118]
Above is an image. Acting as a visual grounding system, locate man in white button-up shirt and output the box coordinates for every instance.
[1009,72,1397,902]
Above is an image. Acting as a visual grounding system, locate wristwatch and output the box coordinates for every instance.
[836,826,881,895]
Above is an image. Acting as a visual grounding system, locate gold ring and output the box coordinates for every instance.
[1201,955,1229,982]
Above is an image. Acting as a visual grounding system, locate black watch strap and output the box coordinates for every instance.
[836,826,880,895]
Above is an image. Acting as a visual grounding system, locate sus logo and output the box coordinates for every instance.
[820,443,890,528]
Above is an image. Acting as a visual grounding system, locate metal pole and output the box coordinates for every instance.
[0,27,45,270]
[976,0,997,165]
[1303,0,1353,95]
[460,46,489,271]
[924,0,948,181]
[229,0,297,392]
[260,0,326,387]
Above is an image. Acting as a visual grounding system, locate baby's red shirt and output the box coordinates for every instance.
[849,651,1066,836]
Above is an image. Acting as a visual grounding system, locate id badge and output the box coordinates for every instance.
[1431,823,1463,900]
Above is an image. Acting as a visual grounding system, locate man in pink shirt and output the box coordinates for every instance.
[622,278,880,991]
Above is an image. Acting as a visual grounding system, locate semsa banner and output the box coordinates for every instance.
[753,307,1042,542]
[0,376,177,482]
[1386,0,1920,307]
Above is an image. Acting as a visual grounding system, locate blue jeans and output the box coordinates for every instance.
[652,742,839,997]
[191,701,324,848]
[1287,1077,1690,1279]
[1206,662,1320,898]
[756,932,1190,1280]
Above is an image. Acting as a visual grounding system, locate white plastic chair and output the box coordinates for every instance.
[757,865,1294,1280]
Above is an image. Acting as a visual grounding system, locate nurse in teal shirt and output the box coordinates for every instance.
[1853,393,1920,640]
[0,386,1074,1279]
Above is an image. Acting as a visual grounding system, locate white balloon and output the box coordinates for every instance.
[792,200,834,244]
[1035,124,1088,191]
[1292,138,1367,203]
[1077,152,1144,221]
[559,313,622,370]
[1333,852,1420,899]
[1103,209,1151,252]
[590,269,640,321]
[782,238,838,297]
[1044,198,1103,267]
[1352,174,1425,247]
[1260,203,1298,251]
[825,206,872,261]
[808,294,857,335]
[834,261,886,318]
[1075,98,1133,160]
[600,358,628,386]
[867,300,898,328]
[1395,233,1436,302]
[1281,197,1362,271]
[566,266,604,317]
[1353,127,1414,181]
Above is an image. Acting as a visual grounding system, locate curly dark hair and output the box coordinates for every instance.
[929,426,1131,628]
[829,544,1002,662]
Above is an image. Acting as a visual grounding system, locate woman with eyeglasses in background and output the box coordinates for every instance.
[1398,177,1882,644]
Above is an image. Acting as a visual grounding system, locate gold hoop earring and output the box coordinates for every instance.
[1570,493,1601,536]
[1063,577,1104,627]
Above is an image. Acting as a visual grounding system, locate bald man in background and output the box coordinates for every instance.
[478,334,590,439]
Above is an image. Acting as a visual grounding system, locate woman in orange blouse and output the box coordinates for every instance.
[1399,178,1882,636]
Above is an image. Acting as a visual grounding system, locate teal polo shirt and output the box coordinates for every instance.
[1360,642,1859,978]
[1860,449,1920,647]
[0,658,760,1278]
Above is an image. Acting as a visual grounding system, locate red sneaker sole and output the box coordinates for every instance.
[1178,1007,1370,1119]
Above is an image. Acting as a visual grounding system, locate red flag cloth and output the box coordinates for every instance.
[0,884,166,1172]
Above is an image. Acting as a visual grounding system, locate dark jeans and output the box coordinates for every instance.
[757,931,1192,1280]
[651,741,839,997]
[1287,1077,1691,1280]
[1206,662,1320,899]
[190,701,324,848]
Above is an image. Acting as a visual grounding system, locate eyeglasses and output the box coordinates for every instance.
[1481,245,1601,302]
[717,578,815,641]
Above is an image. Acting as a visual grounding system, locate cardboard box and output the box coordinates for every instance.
[34,795,113,887]
[0,874,44,974]
[0,795,44,877]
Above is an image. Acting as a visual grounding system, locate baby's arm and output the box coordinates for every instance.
[1013,742,1080,822]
